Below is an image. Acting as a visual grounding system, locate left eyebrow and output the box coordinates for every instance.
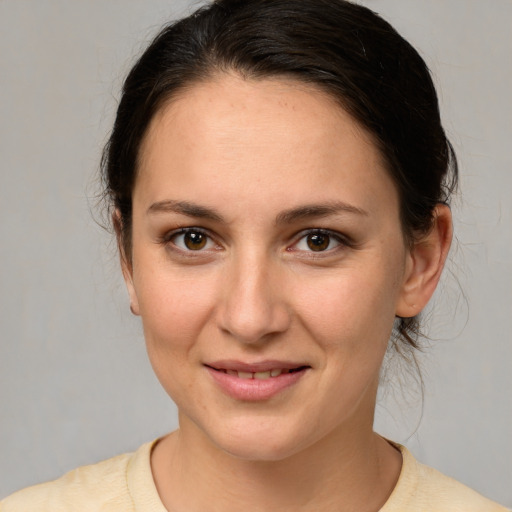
[275,201,368,225]
[147,200,225,222]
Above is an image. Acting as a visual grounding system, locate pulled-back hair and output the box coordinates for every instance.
[102,0,458,351]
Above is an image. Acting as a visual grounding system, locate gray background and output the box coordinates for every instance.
[1,0,511,506]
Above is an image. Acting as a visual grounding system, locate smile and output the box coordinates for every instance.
[220,368,304,379]
[205,362,310,401]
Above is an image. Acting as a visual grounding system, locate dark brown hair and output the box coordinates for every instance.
[102,0,458,350]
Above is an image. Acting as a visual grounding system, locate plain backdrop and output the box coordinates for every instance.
[1,0,511,506]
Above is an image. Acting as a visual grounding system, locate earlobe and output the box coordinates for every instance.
[396,204,453,318]
[122,261,140,316]
[113,210,140,316]
[126,275,141,316]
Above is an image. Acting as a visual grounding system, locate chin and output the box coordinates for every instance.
[203,414,318,462]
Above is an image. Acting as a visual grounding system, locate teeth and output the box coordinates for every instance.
[254,371,271,380]
[222,368,291,379]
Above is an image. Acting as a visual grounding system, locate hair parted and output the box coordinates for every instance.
[101,0,458,352]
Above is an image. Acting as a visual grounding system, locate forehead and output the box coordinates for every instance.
[135,74,398,220]
[142,74,372,161]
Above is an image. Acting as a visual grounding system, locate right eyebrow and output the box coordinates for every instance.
[275,201,368,225]
[147,200,225,222]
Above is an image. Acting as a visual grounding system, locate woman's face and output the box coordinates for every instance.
[125,75,412,461]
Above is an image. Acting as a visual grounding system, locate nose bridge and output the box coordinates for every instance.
[218,246,290,343]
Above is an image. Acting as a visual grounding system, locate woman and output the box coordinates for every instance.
[1,0,508,510]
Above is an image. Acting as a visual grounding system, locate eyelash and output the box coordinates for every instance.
[289,228,350,255]
[160,227,351,256]
[162,227,219,254]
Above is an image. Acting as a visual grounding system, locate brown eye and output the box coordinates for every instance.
[167,228,217,253]
[183,231,207,250]
[306,233,330,251]
[293,230,344,254]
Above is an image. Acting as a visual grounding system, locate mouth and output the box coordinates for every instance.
[204,361,311,401]
[206,366,309,380]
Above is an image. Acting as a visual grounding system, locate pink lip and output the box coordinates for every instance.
[206,359,306,373]
[205,360,310,401]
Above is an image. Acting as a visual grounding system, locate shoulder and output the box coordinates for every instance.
[381,443,509,512]
[0,442,155,512]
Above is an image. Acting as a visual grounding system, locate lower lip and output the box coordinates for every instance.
[206,367,308,401]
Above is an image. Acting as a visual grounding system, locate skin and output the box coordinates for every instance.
[120,75,452,512]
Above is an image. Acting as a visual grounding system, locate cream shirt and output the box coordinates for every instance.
[1,440,508,511]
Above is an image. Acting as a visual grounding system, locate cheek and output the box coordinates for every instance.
[291,258,402,353]
[133,266,222,404]
[134,263,220,355]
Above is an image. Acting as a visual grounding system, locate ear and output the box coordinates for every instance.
[112,210,140,316]
[396,204,453,318]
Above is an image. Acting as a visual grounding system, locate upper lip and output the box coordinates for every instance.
[205,360,310,372]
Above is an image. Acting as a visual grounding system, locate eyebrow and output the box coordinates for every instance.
[275,201,368,225]
[147,200,224,222]
[147,199,368,224]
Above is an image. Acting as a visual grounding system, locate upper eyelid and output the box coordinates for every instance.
[162,226,220,250]
[160,226,350,251]
[292,228,349,244]
[167,226,347,240]
[164,226,211,239]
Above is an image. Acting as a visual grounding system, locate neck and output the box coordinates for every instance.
[151,414,401,512]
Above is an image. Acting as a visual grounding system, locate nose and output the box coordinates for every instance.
[217,256,292,344]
